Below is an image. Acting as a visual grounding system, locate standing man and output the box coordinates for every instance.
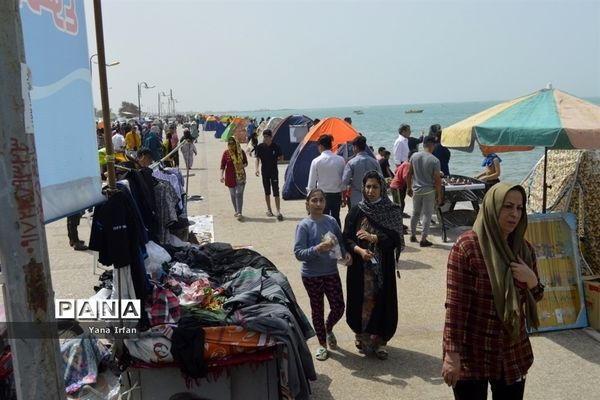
[307,134,345,226]
[393,124,411,217]
[255,129,284,220]
[406,136,443,247]
[342,135,382,208]
[430,124,451,176]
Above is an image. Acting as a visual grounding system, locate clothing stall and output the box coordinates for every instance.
[78,158,316,400]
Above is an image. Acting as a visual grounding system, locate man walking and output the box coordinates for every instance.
[406,136,443,247]
[255,129,284,220]
[342,135,381,208]
[307,134,345,226]
[393,124,411,217]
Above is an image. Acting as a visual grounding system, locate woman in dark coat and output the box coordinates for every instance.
[343,170,404,359]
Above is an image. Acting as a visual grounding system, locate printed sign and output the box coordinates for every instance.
[525,212,588,331]
[20,0,104,222]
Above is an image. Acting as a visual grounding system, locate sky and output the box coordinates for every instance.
[84,0,600,113]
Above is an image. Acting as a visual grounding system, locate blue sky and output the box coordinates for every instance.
[84,0,600,112]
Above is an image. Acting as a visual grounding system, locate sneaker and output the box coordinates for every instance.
[410,235,418,243]
[326,331,338,350]
[419,239,433,247]
[315,346,329,361]
[402,212,410,218]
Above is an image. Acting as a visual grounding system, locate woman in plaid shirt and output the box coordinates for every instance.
[442,183,545,400]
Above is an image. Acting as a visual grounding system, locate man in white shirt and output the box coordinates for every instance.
[392,124,411,218]
[112,129,125,152]
[393,124,411,168]
[307,134,345,226]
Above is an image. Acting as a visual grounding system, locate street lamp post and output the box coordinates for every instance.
[89,53,120,74]
[137,81,155,121]
[158,91,167,119]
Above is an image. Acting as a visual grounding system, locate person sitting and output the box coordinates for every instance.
[477,150,502,188]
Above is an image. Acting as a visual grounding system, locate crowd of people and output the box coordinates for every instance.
[85,116,538,400]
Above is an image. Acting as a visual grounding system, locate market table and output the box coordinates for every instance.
[438,175,486,242]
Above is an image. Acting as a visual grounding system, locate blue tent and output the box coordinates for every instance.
[204,120,220,131]
[271,115,313,161]
[213,122,226,138]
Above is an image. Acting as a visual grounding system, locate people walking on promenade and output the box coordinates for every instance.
[406,136,443,247]
[342,135,382,209]
[343,171,404,360]
[294,188,352,361]
[442,183,544,400]
[180,129,197,170]
[220,137,248,221]
[307,134,345,226]
[255,129,284,220]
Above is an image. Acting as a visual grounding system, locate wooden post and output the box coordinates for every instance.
[0,1,65,398]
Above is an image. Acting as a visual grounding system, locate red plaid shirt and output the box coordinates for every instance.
[443,230,544,385]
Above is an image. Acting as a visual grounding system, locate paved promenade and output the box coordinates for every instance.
[45,131,600,399]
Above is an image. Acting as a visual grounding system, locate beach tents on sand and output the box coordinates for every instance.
[271,115,314,161]
[203,116,220,132]
[282,117,360,200]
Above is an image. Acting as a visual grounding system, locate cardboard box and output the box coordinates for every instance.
[583,278,600,331]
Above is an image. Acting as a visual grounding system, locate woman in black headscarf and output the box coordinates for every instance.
[343,170,405,359]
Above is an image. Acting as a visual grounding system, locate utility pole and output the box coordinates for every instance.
[169,89,173,115]
[0,1,65,398]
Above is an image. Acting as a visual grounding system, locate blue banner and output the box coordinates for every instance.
[20,0,104,222]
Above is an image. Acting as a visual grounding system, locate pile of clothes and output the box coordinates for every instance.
[96,242,316,400]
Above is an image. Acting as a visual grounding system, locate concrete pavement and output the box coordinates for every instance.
[45,130,600,399]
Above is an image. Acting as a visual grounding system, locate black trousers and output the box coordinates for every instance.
[67,213,83,244]
[453,378,525,400]
[324,192,342,227]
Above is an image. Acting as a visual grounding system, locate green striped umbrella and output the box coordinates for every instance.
[441,87,600,211]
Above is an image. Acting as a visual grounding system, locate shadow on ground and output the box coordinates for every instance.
[542,330,600,365]
[310,373,334,399]
[327,346,444,387]
[399,259,433,270]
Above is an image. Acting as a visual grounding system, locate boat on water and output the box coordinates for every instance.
[353,110,364,115]
[405,109,424,114]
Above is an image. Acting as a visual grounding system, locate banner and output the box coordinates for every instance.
[525,212,588,332]
[20,0,104,222]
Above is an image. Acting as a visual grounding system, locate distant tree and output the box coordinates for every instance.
[118,101,140,118]
[95,107,114,119]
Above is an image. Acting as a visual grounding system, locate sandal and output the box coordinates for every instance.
[374,348,388,360]
[277,213,284,221]
[266,211,274,217]
[326,331,337,350]
[315,346,329,361]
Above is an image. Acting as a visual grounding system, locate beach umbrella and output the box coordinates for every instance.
[441,86,600,212]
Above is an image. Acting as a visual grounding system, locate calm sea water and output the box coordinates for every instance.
[244,98,600,184]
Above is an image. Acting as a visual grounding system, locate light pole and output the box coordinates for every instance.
[137,81,155,121]
[89,53,120,74]
[158,91,167,119]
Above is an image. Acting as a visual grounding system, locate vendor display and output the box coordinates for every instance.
[92,242,316,400]
[438,175,486,242]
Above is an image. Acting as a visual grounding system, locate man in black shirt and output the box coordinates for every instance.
[378,150,394,179]
[255,130,284,220]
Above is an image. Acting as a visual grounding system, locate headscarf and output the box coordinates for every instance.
[357,170,405,288]
[472,182,539,339]
[227,138,246,184]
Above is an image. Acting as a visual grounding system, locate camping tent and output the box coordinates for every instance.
[271,115,314,161]
[221,118,250,143]
[204,116,220,132]
[213,122,226,138]
[282,117,360,200]
[258,117,283,136]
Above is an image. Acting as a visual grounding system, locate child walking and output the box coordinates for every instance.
[294,188,352,361]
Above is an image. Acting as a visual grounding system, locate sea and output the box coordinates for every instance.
[242,98,600,184]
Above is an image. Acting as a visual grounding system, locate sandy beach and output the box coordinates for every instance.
[45,131,600,399]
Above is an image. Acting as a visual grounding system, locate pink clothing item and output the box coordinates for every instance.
[390,161,410,189]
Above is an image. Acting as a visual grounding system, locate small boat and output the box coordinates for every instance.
[405,109,424,114]
[353,110,364,115]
